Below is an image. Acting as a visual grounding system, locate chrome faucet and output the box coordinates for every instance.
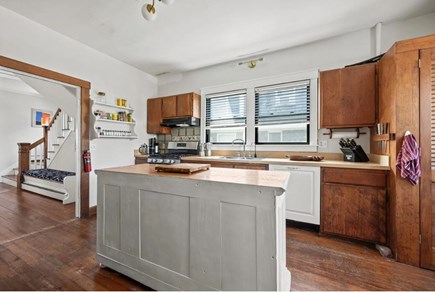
[231,138,245,157]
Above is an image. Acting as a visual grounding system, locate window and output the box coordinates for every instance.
[205,89,246,143]
[201,70,318,150]
[255,80,310,144]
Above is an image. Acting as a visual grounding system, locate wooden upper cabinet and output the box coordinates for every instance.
[147,98,170,134]
[162,96,177,118]
[161,92,200,119]
[320,63,377,128]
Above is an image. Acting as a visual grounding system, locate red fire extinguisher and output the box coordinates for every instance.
[83,150,92,173]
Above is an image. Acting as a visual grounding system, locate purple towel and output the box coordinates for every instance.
[396,132,421,185]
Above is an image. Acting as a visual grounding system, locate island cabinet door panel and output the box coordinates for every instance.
[321,183,386,244]
[102,184,121,250]
[139,190,190,276]
[120,187,141,257]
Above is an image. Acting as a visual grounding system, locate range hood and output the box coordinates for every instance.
[161,117,200,127]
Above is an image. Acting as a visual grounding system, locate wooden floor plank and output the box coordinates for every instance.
[287,227,435,291]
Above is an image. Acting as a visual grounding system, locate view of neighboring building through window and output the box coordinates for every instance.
[205,90,247,143]
[255,80,310,144]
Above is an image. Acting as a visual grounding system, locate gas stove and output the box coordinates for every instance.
[147,142,198,164]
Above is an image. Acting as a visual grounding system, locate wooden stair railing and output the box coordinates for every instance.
[16,108,62,189]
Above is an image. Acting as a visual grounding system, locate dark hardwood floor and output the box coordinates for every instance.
[287,226,435,290]
[0,182,434,290]
[0,182,149,290]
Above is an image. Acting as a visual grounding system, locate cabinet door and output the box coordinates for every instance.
[147,98,170,134]
[321,183,386,244]
[270,165,320,224]
[176,93,193,117]
[320,68,341,128]
[320,63,376,128]
[162,96,177,118]
[285,167,320,224]
[420,47,435,270]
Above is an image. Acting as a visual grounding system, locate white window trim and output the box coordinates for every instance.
[201,69,319,152]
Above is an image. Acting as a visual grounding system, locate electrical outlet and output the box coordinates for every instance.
[318,140,328,148]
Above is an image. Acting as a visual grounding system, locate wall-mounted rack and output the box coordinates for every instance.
[323,127,367,139]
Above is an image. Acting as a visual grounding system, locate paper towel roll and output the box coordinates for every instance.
[331,131,358,139]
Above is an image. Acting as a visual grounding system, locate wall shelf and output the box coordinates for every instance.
[90,99,137,140]
[94,135,138,140]
[94,118,136,125]
[93,100,134,112]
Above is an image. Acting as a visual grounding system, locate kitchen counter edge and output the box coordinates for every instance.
[181,156,390,171]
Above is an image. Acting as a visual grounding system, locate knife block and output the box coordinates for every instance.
[340,145,370,162]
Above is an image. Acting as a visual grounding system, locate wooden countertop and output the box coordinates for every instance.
[96,163,289,190]
[181,156,390,171]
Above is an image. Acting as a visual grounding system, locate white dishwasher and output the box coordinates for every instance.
[269,165,320,225]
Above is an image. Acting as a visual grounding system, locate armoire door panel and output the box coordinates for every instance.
[420,47,435,270]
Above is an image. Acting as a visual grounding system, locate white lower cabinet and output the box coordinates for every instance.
[269,165,320,225]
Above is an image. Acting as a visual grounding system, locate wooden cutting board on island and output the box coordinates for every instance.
[155,163,210,174]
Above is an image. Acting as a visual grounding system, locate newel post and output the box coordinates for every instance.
[17,143,31,189]
[43,125,48,168]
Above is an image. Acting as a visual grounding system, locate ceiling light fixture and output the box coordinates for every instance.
[142,0,174,22]
[238,57,264,69]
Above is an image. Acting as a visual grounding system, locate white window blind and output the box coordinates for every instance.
[255,80,310,144]
[206,89,247,128]
[255,80,310,126]
[205,89,247,143]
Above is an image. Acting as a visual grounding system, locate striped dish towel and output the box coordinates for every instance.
[396,131,421,185]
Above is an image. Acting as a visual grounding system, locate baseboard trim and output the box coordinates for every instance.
[90,205,97,216]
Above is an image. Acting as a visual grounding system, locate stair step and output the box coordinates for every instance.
[62,128,70,131]
[52,144,60,146]
[46,157,51,160]
[57,136,65,139]
[48,151,55,153]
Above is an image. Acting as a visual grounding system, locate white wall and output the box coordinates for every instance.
[0,90,58,174]
[0,6,158,207]
[158,12,435,153]
[48,133,76,173]
[381,12,435,52]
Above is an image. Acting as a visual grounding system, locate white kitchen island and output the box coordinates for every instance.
[95,164,291,291]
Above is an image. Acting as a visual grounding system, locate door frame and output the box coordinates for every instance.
[0,55,91,218]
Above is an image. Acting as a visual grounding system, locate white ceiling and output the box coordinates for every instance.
[1,0,434,76]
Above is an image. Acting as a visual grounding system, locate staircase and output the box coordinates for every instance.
[1,108,76,204]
